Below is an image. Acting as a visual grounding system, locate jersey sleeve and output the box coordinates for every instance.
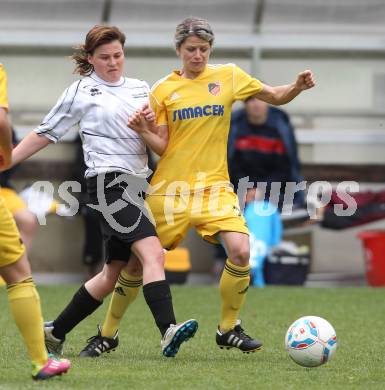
[35,80,83,142]
[149,90,168,127]
[0,64,9,112]
[232,64,263,101]
[142,80,151,94]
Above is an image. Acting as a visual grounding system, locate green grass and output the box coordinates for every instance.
[1,285,385,389]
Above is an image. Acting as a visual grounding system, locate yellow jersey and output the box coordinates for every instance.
[149,63,263,194]
[0,64,9,112]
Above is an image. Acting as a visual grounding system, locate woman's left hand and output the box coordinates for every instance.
[141,103,155,123]
[295,70,316,91]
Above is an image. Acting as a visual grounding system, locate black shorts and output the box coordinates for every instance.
[86,172,157,263]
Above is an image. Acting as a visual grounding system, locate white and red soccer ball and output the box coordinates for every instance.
[285,316,337,367]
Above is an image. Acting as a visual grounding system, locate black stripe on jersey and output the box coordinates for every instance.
[91,165,144,172]
[82,131,142,140]
[35,131,59,141]
[84,166,145,177]
[125,86,148,90]
[41,80,81,129]
[88,151,147,156]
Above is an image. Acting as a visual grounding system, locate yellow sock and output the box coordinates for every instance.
[7,277,48,367]
[219,259,250,332]
[102,270,142,338]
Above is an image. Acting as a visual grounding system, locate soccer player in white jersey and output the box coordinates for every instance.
[12,25,197,358]
[82,17,315,356]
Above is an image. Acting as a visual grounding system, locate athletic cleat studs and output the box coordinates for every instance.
[161,319,198,357]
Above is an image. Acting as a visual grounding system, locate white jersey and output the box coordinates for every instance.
[35,72,149,178]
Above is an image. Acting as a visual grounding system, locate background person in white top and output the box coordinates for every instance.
[12,25,197,358]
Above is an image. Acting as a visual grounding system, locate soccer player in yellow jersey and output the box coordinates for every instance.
[0,128,39,253]
[0,64,70,379]
[83,17,315,355]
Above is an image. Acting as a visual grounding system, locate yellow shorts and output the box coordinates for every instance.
[0,187,27,214]
[146,187,249,249]
[0,196,25,267]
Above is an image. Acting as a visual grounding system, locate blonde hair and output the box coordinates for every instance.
[174,17,214,48]
[72,25,126,76]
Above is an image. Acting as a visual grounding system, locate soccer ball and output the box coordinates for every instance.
[285,316,337,367]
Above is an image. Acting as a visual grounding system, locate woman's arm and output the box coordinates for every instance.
[12,132,52,167]
[256,70,315,106]
[128,105,169,156]
[142,124,169,156]
[0,109,12,170]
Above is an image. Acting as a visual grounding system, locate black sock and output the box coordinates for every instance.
[143,280,176,337]
[52,285,102,340]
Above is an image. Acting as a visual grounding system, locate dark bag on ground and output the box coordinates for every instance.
[263,243,310,285]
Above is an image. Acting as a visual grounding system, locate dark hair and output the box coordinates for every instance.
[72,25,126,76]
[175,17,214,48]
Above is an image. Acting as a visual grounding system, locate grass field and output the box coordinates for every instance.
[1,285,385,389]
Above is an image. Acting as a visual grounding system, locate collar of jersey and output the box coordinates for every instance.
[173,65,210,81]
[90,72,125,87]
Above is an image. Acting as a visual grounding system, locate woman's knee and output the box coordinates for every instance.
[0,252,32,285]
[132,236,166,270]
[227,242,250,266]
[139,249,165,271]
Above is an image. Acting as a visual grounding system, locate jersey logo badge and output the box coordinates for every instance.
[170,92,180,101]
[208,82,221,96]
[90,88,102,96]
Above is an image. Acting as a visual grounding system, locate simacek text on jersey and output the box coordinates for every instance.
[172,104,224,121]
